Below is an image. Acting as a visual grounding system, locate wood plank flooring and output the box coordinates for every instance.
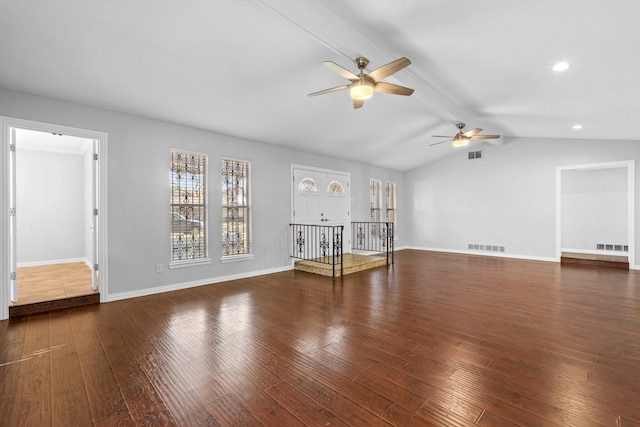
[15,262,97,305]
[561,252,629,269]
[2,249,640,426]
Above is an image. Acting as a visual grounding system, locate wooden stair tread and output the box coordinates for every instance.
[294,253,388,277]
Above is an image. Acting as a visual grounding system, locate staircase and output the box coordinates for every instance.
[290,222,394,278]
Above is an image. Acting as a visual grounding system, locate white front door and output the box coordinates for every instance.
[292,166,351,252]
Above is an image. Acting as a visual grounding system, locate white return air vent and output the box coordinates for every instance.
[468,151,482,160]
[596,243,628,252]
[468,243,505,253]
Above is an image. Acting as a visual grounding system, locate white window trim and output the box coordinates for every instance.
[220,253,255,263]
[168,259,212,269]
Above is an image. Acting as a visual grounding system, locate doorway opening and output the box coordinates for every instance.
[556,160,635,269]
[1,117,108,319]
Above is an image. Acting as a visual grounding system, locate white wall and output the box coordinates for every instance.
[16,148,85,263]
[561,167,627,251]
[405,138,640,265]
[0,86,405,299]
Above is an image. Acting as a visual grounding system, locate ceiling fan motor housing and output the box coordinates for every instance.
[354,57,369,70]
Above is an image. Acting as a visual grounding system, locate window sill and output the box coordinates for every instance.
[168,259,212,269]
[221,254,255,263]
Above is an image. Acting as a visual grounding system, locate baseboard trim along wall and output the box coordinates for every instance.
[406,246,639,269]
[17,257,89,268]
[100,246,640,303]
[107,264,294,302]
[406,246,557,263]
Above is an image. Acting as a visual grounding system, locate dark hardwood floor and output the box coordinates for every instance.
[2,249,640,426]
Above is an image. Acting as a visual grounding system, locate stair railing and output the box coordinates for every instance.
[351,222,394,265]
[290,224,343,278]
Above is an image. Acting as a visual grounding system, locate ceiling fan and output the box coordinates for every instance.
[430,123,501,147]
[308,56,414,109]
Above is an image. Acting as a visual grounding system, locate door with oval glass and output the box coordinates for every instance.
[292,166,351,253]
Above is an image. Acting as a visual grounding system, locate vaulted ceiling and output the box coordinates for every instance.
[1,1,638,171]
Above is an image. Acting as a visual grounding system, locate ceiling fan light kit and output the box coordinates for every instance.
[452,135,468,147]
[350,77,374,100]
[309,56,414,108]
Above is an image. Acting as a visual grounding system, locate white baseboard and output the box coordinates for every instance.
[405,246,557,263]
[107,264,294,302]
[17,257,90,268]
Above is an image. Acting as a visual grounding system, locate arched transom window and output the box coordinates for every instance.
[299,177,319,192]
[327,181,344,193]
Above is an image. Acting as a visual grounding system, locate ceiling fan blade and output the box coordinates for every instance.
[462,128,482,137]
[470,135,501,139]
[374,82,414,96]
[323,61,358,80]
[429,139,452,146]
[431,135,454,138]
[353,98,365,109]
[307,84,350,97]
[368,57,411,82]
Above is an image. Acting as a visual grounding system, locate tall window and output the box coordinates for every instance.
[385,181,397,224]
[171,150,207,263]
[370,179,382,222]
[222,158,252,258]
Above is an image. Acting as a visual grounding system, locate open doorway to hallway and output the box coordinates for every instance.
[11,128,97,307]
[1,117,109,320]
[557,160,635,268]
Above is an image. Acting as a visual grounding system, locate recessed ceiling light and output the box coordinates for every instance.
[553,62,571,71]
[572,124,583,130]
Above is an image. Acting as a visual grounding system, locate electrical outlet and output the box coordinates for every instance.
[156,263,163,273]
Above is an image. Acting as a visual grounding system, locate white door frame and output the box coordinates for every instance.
[0,117,108,320]
[555,160,635,268]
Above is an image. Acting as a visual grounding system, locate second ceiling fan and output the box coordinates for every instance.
[430,123,501,147]
[308,56,414,109]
